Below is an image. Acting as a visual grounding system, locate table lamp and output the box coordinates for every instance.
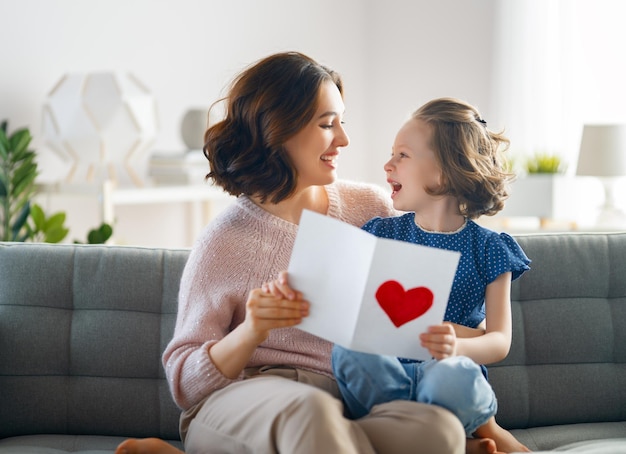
[42,72,158,187]
[576,124,626,227]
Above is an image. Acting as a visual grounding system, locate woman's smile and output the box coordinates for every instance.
[321,151,339,168]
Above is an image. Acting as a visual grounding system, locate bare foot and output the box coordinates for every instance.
[473,417,531,453]
[115,438,184,454]
[466,437,499,454]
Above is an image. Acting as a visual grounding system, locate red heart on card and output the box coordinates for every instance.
[375,280,434,328]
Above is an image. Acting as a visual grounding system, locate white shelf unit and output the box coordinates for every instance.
[37,181,234,246]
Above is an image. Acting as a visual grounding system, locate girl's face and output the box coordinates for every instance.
[384,118,442,212]
[283,80,349,189]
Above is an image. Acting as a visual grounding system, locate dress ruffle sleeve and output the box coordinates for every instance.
[485,232,531,283]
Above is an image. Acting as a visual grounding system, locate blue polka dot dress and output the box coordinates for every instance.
[362,213,531,328]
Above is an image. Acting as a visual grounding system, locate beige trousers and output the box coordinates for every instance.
[180,366,464,454]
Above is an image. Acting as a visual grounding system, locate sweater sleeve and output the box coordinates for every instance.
[163,214,247,409]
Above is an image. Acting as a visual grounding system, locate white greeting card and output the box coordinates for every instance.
[288,210,460,360]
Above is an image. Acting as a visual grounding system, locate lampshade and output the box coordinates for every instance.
[576,124,626,177]
[42,72,158,186]
[576,123,626,228]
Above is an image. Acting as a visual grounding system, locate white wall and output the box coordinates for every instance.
[362,0,497,186]
[2,0,624,246]
[1,0,375,181]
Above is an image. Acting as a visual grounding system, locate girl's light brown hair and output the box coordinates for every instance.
[413,97,513,219]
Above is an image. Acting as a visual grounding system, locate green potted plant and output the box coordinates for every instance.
[502,151,573,223]
[525,152,566,175]
[1,120,112,243]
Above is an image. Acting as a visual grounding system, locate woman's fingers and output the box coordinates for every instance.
[247,289,309,322]
[256,298,309,319]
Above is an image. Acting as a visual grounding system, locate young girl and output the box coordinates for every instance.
[330,97,531,453]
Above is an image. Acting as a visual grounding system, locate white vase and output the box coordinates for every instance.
[180,109,208,150]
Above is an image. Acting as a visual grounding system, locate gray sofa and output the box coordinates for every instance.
[1,233,625,453]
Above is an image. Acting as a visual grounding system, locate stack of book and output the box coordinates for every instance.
[148,150,208,186]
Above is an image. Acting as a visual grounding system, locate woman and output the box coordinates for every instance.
[119,51,465,454]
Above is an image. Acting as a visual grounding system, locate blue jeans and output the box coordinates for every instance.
[331,345,497,436]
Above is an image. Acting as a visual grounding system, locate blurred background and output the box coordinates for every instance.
[1,0,625,247]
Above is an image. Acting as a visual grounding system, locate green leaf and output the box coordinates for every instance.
[99,223,113,241]
[87,230,101,244]
[86,222,114,244]
[11,157,37,183]
[44,212,67,231]
[11,148,36,165]
[44,226,69,243]
[0,178,6,197]
[0,134,8,160]
[8,129,32,156]
[11,166,37,199]
[30,203,46,231]
[10,201,31,240]
[0,123,9,159]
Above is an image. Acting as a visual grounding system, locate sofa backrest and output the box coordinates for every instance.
[490,232,626,430]
[0,242,189,440]
[2,233,626,439]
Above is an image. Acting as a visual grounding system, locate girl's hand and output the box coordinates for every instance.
[419,323,458,360]
[242,271,309,344]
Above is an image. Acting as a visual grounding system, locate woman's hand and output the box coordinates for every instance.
[419,323,458,360]
[242,271,309,344]
[208,271,308,379]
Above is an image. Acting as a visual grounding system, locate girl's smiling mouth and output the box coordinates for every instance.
[388,179,402,197]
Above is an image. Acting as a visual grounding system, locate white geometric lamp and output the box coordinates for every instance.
[576,124,626,227]
[42,72,158,186]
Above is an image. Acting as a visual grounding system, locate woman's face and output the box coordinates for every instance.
[384,118,442,212]
[283,80,349,189]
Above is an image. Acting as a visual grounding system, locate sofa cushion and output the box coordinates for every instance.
[510,422,626,451]
[0,434,183,453]
[490,233,626,431]
[0,243,189,442]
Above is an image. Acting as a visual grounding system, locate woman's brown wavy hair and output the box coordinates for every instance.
[413,97,513,219]
[203,51,343,203]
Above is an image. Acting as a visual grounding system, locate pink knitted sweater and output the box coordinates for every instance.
[163,180,395,410]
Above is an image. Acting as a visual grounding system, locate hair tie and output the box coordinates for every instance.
[476,117,487,126]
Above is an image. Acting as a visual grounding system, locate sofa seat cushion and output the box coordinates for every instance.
[0,435,183,453]
[554,438,626,452]
[510,422,626,451]
[513,438,626,453]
